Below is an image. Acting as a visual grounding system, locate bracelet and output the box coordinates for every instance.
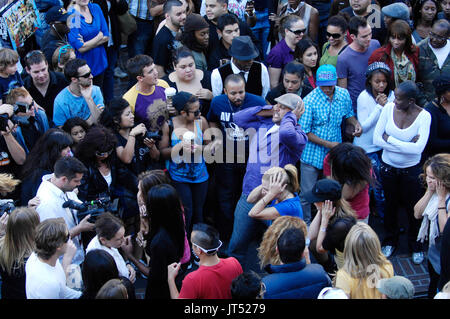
[438,207,447,210]
[129,134,135,138]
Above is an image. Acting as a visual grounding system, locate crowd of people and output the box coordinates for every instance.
[0,0,448,300]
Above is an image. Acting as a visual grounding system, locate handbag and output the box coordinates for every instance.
[117,11,137,43]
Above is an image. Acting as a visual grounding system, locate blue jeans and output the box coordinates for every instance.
[127,18,153,59]
[172,180,209,235]
[103,46,118,103]
[367,151,385,219]
[228,193,267,270]
[299,162,322,225]
[251,9,270,61]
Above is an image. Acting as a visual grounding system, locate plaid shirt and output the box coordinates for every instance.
[127,0,152,20]
[299,86,354,169]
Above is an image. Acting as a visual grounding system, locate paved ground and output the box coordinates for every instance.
[112,58,431,299]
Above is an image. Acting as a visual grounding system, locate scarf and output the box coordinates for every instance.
[391,48,416,87]
[417,193,449,246]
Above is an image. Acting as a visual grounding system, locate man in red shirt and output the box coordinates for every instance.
[167,223,243,299]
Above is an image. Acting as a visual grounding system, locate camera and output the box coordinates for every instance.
[139,130,161,142]
[14,102,29,114]
[63,194,119,223]
[0,113,18,132]
[0,199,15,217]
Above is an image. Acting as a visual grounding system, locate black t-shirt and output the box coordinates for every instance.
[115,132,162,176]
[23,71,68,121]
[0,258,27,299]
[322,216,357,253]
[207,41,231,71]
[152,26,182,75]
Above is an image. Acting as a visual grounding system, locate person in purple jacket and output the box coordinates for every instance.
[227,92,308,272]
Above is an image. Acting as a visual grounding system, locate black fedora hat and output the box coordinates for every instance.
[228,36,259,61]
[303,179,342,203]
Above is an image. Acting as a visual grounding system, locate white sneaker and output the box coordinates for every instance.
[412,252,424,265]
[114,67,128,78]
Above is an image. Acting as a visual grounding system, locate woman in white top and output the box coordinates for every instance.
[414,153,450,298]
[86,212,136,283]
[373,80,431,265]
[354,62,395,220]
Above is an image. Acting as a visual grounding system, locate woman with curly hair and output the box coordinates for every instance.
[414,153,450,298]
[74,125,139,241]
[62,117,90,153]
[20,128,73,206]
[257,216,307,270]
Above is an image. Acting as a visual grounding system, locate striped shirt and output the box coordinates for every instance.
[299,86,353,169]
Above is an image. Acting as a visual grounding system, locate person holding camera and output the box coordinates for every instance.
[35,156,95,266]
[0,104,27,186]
[74,125,139,238]
[99,98,162,177]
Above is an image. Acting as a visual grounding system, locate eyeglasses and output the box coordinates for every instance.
[25,50,44,65]
[189,109,201,116]
[78,71,91,79]
[95,149,113,157]
[429,31,448,41]
[326,31,342,39]
[57,44,73,64]
[192,240,222,254]
[288,28,306,36]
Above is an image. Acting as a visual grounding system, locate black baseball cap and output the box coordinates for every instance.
[303,179,342,203]
[45,6,70,24]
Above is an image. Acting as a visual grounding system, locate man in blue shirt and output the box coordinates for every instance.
[299,64,362,224]
[207,73,266,247]
[53,59,104,127]
[263,227,331,299]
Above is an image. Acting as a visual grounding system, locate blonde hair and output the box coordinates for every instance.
[0,173,20,194]
[5,87,30,105]
[258,216,307,269]
[342,222,391,280]
[0,48,18,72]
[96,279,128,299]
[262,164,300,194]
[0,207,40,275]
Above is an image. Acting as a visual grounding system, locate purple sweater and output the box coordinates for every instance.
[234,105,308,195]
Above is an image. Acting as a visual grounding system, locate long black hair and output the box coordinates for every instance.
[146,184,185,261]
[21,128,73,179]
[74,124,117,167]
[98,98,131,132]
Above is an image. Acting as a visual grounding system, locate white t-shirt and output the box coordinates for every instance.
[25,253,82,299]
[373,102,431,168]
[86,236,129,279]
[429,40,450,69]
[353,89,395,154]
[36,174,85,265]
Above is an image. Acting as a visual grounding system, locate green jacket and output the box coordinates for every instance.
[418,39,450,106]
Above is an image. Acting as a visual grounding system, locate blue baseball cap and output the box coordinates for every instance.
[316,64,337,87]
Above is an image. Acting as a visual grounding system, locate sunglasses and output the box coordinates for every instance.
[429,31,448,41]
[25,50,44,63]
[58,44,73,64]
[192,240,223,254]
[95,149,113,157]
[288,28,306,36]
[326,31,342,39]
[65,232,70,242]
[78,71,91,79]
[189,109,201,116]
